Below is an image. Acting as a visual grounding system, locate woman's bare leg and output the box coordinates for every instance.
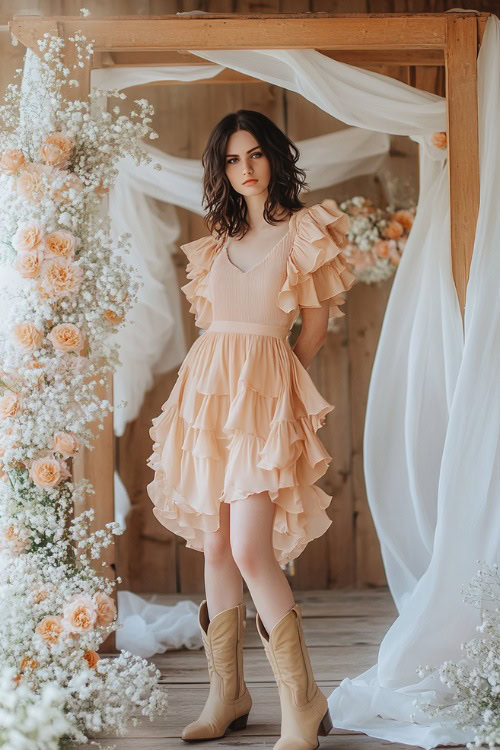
[229,491,295,635]
[203,500,244,621]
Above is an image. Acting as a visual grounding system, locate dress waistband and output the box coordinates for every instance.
[207,320,289,338]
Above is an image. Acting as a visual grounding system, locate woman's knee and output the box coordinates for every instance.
[230,534,275,577]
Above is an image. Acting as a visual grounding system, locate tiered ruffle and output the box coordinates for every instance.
[179,234,219,330]
[277,198,356,319]
[147,331,336,565]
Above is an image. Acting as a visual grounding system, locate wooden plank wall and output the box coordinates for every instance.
[0,0,489,594]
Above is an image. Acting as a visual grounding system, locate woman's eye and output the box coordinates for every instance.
[227,152,262,165]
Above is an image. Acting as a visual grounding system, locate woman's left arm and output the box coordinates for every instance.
[291,299,329,370]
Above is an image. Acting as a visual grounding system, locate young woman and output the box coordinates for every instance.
[147,109,356,747]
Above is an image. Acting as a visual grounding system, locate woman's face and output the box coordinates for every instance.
[225,129,271,197]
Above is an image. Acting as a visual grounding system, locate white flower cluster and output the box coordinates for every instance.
[339,195,416,285]
[0,27,168,745]
[418,562,500,749]
[0,665,74,749]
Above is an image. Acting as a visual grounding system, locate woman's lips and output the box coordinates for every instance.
[243,179,257,184]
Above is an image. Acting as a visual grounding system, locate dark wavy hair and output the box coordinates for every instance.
[201,109,309,240]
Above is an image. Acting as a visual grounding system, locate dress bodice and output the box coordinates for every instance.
[208,228,297,330]
[179,199,357,332]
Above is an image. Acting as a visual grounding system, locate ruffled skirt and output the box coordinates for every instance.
[147,320,335,565]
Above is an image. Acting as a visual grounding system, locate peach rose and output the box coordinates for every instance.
[382,220,404,240]
[93,592,117,627]
[38,258,83,299]
[0,524,28,554]
[53,431,79,458]
[13,322,44,352]
[12,222,45,254]
[0,148,25,175]
[35,615,65,646]
[20,656,38,672]
[392,210,414,231]
[33,588,50,604]
[94,178,109,196]
[40,132,75,169]
[57,354,90,374]
[84,649,100,669]
[62,593,97,634]
[104,309,123,325]
[374,239,390,259]
[47,323,85,353]
[0,390,20,418]
[14,248,44,279]
[344,245,370,271]
[16,163,55,203]
[44,230,79,259]
[25,359,46,371]
[29,456,68,488]
[431,131,447,149]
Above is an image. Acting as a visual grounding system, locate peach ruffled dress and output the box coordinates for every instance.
[147,199,356,565]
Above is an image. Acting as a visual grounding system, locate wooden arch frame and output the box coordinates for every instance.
[9,11,488,648]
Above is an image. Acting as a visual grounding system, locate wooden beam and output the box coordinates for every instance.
[10,14,491,56]
[94,48,446,69]
[445,15,480,325]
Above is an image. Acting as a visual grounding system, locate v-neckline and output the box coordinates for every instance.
[223,219,293,275]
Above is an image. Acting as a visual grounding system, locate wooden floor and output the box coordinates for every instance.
[71,589,422,750]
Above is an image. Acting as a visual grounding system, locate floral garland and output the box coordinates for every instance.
[338,131,447,285]
[418,562,500,749]
[0,21,167,746]
[339,195,416,284]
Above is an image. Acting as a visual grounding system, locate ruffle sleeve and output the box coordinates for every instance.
[277,198,356,319]
[179,235,219,329]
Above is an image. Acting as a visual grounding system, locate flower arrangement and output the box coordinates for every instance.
[418,562,500,749]
[339,195,416,284]
[0,665,73,749]
[0,18,167,746]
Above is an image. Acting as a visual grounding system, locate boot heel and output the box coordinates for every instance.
[229,712,249,731]
[318,708,333,736]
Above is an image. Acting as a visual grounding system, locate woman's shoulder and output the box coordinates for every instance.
[179,233,221,267]
[290,198,349,241]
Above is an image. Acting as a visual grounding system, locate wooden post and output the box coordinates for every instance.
[7,16,117,650]
[57,28,117,653]
[445,15,480,327]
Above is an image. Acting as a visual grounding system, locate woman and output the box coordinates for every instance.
[147,109,356,747]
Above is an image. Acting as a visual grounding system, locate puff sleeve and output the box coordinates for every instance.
[277,198,356,319]
[179,235,219,329]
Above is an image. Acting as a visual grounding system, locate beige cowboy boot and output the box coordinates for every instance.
[182,599,252,741]
[256,603,332,750]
